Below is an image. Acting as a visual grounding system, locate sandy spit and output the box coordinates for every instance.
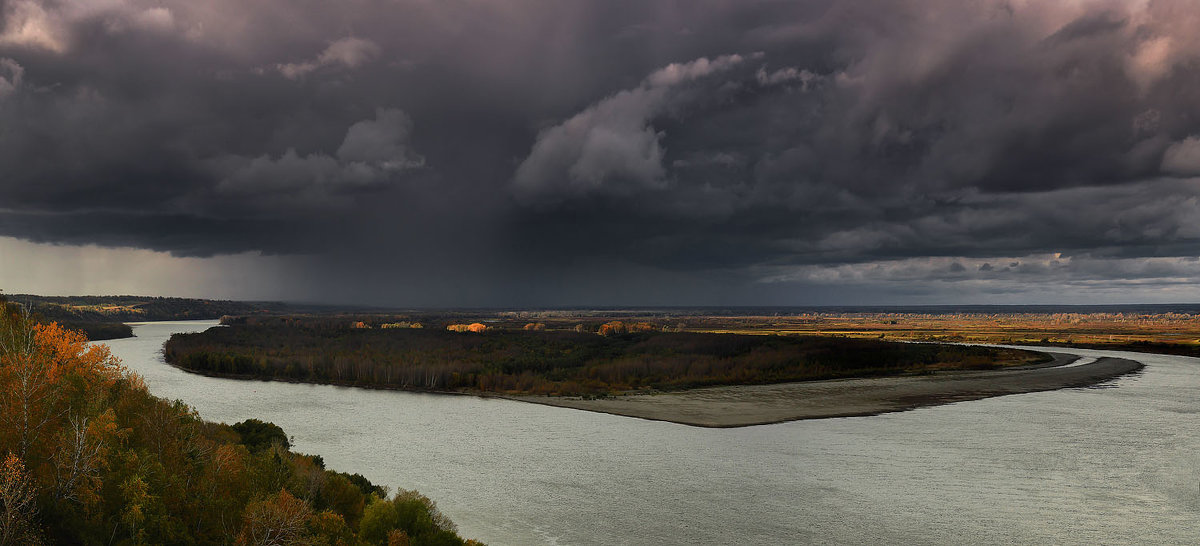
[500,353,1144,428]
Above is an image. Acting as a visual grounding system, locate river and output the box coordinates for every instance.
[107,320,1199,545]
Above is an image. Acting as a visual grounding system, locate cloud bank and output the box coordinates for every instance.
[4,0,1200,305]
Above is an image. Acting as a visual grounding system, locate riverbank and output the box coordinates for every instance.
[501,353,1144,427]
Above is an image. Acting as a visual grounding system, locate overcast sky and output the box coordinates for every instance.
[4,0,1200,306]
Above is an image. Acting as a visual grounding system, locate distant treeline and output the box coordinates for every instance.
[1,300,135,341]
[1027,339,1200,358]
[8,294,302,323]
[165,318,1044,396]
[59,320,134,341]
[4,294,336,342]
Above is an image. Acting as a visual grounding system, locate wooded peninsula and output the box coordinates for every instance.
[163,315,1046,396]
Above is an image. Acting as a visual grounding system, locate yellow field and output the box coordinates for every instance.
[682,312,1200,347]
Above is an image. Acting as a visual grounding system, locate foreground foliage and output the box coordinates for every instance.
[165,318,1043,396]
[0,299,479,545]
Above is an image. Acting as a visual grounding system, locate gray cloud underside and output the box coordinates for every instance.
[5,0,1200,303]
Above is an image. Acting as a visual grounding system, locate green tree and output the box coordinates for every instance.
[359,490,462,546]
[232,420,290,453]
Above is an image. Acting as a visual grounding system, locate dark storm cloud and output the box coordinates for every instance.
[5,0,1200,303]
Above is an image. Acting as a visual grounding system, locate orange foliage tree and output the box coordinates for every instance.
[446,323,488,333]
[0,308,121,463]
[597,321,657,336]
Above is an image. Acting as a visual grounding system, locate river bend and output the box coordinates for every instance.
[107,321,1198,545]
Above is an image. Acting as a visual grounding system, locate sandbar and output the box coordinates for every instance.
[502,353,1143,427]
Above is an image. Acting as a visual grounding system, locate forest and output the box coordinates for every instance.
[0,298,480,545]
[164,316,1044,396]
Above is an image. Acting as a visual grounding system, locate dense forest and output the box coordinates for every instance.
[0,299,480,545]
[165,317,1045,396]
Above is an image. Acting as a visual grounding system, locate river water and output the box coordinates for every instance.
[107,321,1199,545]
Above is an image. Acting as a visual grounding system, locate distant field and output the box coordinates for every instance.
[676,312,1200,351]
[290,309,1200,355]
[13,293,1200,355]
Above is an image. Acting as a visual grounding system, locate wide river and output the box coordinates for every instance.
[108,321,1198,545]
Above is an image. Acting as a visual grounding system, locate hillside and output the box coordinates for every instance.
[0,298,481,545]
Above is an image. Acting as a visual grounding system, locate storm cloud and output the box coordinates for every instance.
[5,0,1200,305]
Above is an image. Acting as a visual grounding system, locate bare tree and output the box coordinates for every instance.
[52,415,105,504]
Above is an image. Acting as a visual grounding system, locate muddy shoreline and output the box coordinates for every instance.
[499,353,1144,427]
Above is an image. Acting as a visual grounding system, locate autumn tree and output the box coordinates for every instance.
[236,489,312,546]
[308,510,354,545]
[0,453,41,545]
[51,409,119,506]
[0,309,122,462]
[596,321,654,336]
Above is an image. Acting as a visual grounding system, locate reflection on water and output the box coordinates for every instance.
[108,321,1200,545]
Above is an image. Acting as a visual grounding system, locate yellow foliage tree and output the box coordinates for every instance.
[0,453,41,545]
[236,489,312,546]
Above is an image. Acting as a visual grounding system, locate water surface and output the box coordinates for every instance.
[108,321,1200,545]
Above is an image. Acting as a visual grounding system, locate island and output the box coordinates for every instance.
[161,315,1143,427]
